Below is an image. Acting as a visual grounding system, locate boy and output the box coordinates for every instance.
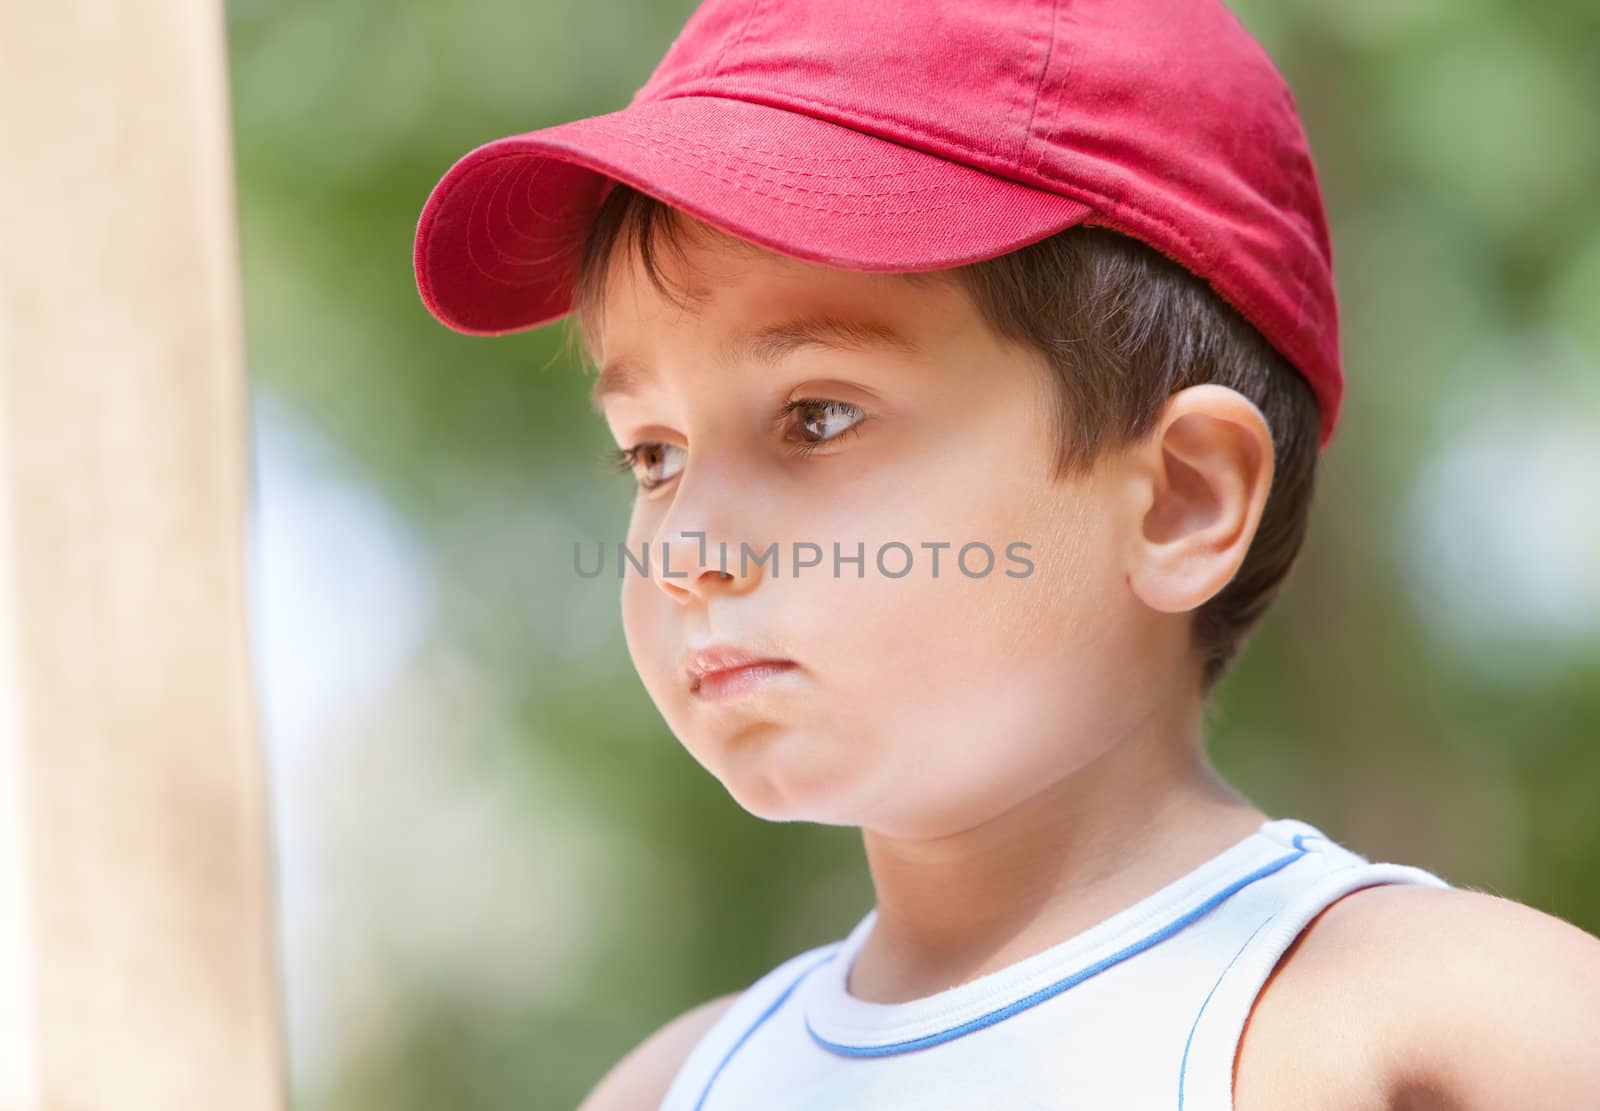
[412,0,1600,1106]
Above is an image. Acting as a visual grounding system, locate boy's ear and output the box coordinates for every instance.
[1121,385,1275,614]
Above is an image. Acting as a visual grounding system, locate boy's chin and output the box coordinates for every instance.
[730,795,870,828]
[710,758,875,828]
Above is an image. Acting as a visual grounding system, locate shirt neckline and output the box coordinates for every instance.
[799,816,1325,1055]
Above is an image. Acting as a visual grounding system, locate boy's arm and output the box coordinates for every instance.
[576,991,741,1111]
[1295,885,1600,1109]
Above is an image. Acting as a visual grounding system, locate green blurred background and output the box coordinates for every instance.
[224,0,1600,1107]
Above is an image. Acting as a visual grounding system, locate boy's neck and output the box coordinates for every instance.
[852,712,1266,1006]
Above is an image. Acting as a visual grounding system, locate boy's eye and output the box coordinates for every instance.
[610,441,687,490]
[607,397,868,492]
[783,398,866,449]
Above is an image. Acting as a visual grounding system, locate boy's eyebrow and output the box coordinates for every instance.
[589,311,920,412]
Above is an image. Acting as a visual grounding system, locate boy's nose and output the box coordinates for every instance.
[652,526,763,604]
[645,455,768,602]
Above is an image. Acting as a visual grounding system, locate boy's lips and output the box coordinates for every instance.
[683,643,798,700]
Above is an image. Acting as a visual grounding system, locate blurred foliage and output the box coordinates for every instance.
[224,0,1600,1107]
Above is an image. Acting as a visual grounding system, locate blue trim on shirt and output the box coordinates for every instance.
[692,948,841,1111]
[1176,912,1277,1109]
[806,848,1306,1058]
[694,838,1313,1106]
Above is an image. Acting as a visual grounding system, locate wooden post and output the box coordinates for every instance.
[0,1,288,1108]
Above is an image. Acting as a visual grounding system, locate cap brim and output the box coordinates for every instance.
[413,94,1095,335]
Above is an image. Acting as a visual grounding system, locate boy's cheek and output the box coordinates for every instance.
[617,577,673,704]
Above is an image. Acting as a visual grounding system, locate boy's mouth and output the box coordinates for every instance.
[683,643,798,701]
[690,661,799,701]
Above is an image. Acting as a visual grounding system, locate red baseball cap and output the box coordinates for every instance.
[414,0,1344,450]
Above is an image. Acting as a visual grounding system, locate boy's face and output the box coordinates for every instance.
[593,218,1175,840]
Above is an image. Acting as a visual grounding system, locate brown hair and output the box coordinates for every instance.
[564,181,1322,696]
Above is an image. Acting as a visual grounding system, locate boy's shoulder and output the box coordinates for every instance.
[573,885,1600,1110]
[577,936,844,1109]
[1235,884,1600,1111]
[575,990,741,1111]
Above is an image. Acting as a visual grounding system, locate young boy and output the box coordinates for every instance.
[412,0,1600,1106]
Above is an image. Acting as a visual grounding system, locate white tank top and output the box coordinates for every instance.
[660,817,1452,1110]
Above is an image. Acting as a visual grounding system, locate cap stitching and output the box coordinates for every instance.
[492,156,581,248]
[586,128,987,213]
[1026,6,1077,179]
[1018,0,1062,174]
[662,83,1035,181]
[465,159,585,287]
[601,117,957,185]
[707,0,767,82]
